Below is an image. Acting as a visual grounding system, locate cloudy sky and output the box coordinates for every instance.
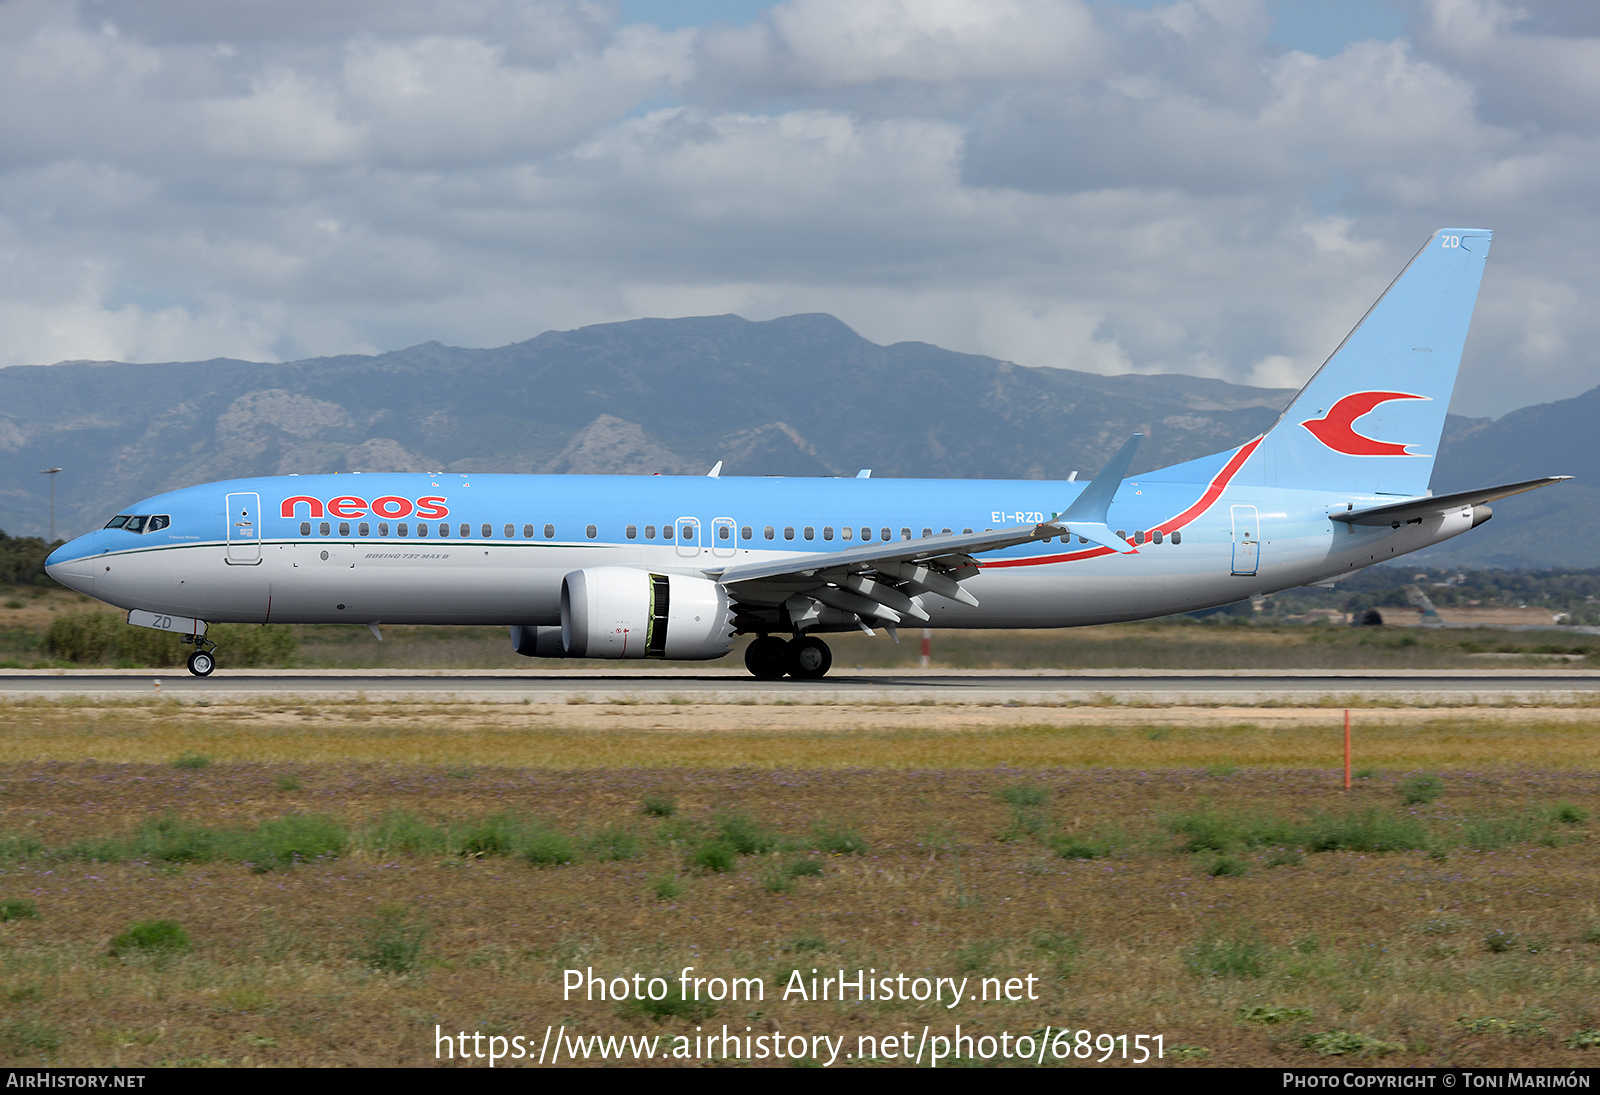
[2,0,1597,417]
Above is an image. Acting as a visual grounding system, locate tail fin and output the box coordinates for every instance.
[1248,228,1491,496]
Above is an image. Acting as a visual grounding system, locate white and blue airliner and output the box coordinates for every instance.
[45,229,1566,678]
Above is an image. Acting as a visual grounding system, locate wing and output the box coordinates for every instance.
[707,436,1142,631]
[1330,476,1570,526]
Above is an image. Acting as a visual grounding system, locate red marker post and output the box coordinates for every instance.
[1343,709,1352,792]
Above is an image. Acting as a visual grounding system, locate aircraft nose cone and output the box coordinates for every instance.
[45,537,97,594]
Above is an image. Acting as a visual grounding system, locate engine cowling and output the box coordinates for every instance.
[559,567,735,660]
[510,624,565,657]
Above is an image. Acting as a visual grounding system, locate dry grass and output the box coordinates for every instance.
[0,698,1597,770]
[1,760,1598,1067]
[3,701,1599,1067]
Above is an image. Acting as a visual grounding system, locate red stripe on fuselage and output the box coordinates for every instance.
[981,436,1263,569]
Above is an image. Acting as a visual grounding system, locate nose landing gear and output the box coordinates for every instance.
[181,633,218,677]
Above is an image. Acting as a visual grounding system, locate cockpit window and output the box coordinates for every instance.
[105,514,170,534]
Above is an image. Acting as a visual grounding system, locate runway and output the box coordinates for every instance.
[3,667,1599,705]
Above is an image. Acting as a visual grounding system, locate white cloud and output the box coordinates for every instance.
[2,0,1600,419]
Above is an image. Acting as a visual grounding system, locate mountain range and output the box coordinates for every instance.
[0,312,1590,569]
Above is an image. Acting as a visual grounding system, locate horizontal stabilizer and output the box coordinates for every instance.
[1331,476,1570,526]
[1051,521,1136,555]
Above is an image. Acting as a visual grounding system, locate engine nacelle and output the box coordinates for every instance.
[510,624,565,657]
[559,567,735,660]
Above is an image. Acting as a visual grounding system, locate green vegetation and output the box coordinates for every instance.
[109,919,190,957]
[1189,933,1270,979]
[357,904,427,973]
[0,897,39,921]
[715,811,777,855]
[1402,774,1444,805]
[995,784,1048,807]
[172,752,210,770]
[41,608,297,668]
[692,840,738,873]
[641,792,677,818]
[811,824,868,855]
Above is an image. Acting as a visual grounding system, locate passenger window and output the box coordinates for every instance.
[544,524,555,539]
[901,528,911,540]
[319,522,331,536]
[482,523,492,538]
[841,526,852,541]
[626,525,638,540]
[962,528,972,535]
[398,523,409,537]
[378,522,389,537]
[459,523,469,537]
[645,525,656,539]
[941,528,952,535]
[359,522,370,537]
[803,527,814,540]
[300,522,311,536]
[784,527,795,540]
[664,525,674,540]
[881,528,891,541]
[1117,530,1126,540]
[823,527,833,540]
[149,515,170,532]
[741,526,752,540]
[1172,530,1182,545]
[1133,530,1144,545]
[861,527,871,541]
[416,523,428,537]
[718,525,730,540]
[922,528,931,538]
[105,515,130,529]
[505,524,515,538]
[339,522,350,537]
[523,524,534,539]
[764,526,774,540]
[586,524,597,539]
[439,523,449,537]
[1153,530,1163,544]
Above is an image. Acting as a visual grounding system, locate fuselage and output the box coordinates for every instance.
[44,454,1474,632]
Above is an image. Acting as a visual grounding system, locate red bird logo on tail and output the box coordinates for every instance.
[1300,391,1429,457]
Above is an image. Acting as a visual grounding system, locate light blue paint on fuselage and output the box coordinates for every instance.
[44,465,1428,631]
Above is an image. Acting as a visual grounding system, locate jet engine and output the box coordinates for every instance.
[528,567,734,660]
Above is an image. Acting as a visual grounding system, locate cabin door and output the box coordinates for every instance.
[225,493,263,565]
[1230,505,1260,576]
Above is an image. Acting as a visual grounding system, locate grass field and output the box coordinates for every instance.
[2,698,1599,1068]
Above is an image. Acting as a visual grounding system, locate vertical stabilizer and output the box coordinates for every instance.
[1248,228,1491,496]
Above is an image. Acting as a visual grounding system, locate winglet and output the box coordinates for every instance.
[707,461,723,478]
[1058,434,1141,524]
[856,469,872,479]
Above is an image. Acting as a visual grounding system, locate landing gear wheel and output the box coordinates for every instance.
[744,635,790,680]
[786,636,832,680]
[187,650,215,677]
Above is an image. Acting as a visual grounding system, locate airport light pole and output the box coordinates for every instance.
[38,468,61,542]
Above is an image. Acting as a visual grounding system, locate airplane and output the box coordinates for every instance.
[45,228,1568,679]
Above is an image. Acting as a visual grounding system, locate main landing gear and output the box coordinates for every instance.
[744,635,833,680]
[182,633,218,677]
